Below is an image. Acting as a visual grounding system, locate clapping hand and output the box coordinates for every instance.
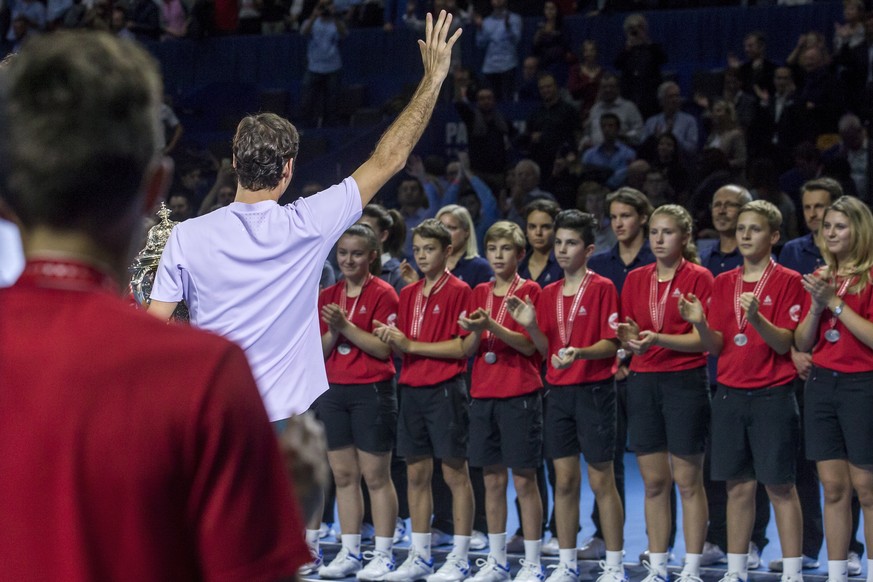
[678,293,704,324]
[373,319,411,352]
[320,303,349,331]
[458,307,490,332]
[506,295,536,328]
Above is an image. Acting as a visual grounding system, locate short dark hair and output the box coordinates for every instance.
[1,32,162,234]
[554,209,597,247]
[599,112,621,129]
[801,177,842,201]
[523,198,561,221]
[412,218,452,250]
[232,113,299,191]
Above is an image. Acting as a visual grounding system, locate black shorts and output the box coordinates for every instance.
[397,375,469,460]
[627,367,710,456]
[805,367,873,466]
[313,380,398,453]
[711,383,799,485]
[468,392,543,470]
[543,380,616,464]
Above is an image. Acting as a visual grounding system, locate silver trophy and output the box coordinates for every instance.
[129,202,188,321]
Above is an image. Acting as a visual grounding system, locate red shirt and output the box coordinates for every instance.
[0,260,308,582]
[810,271,873,373]
[397,273,472,387]
[469,279,543,398]
[536,273,619,386]
[319,277,398,384]
[622,261,713,373]
[707,264,804,389]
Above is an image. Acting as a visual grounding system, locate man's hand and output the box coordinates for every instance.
[418,10,462,84]
[278,413,330,525]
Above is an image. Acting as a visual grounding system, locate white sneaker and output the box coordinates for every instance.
[595,562,628,582]
[319,547,364,579]
[471,530,489,551]
[578,537,606,560]
[639,560,670,582]
[674,572,703,582]
[470,555,511,581]
[394,518,410,545]
[541,537,560,556]
[769,555,820,572]
[701,542,728,566]
[298,547,324,576]
[384,552,434,581]
[544,562,580,582]
[358,550,396,581]
[506,534,525,554]
[748,543,761,570]
[427,554,472,581]
[319,523,335,539]
[848,551,862,576]
[432,528,454,547]
[514,560,546,582]
[717,572,747,582]
[639,549,675,565]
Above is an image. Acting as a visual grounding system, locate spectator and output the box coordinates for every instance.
[506,159,556,227]
[730,31,777,96]
[719,68,756,133]
[822,113,869,200]
[647,132,690,200]
[110,5,136,38]
[580,71,644,150]
[581,112,636,190]
[397,174,440,260]
[168,193,195,222]
[747,158,800,243]
[796,44,846,141]
[689,148,735,233]
[703,99,747,179]
[576,180,616,253]
[614,12,667,118]
[532,0,570,78]
[749,66,804,172]
[46,0,72,29]
[567,39,603,123]
[127,0,161,40]
[779,142,823,209]
[161,0,189,38]
[5,0,45,43]
[515,55,541,102]
[474,0,522,102]
[642,168,675,208]
[442,163,501,251]
[454,86,512,192]
[358,203,409,295]
[834,8,873,120]
[300,0,347,127]
[833,0,866,53]
[519,72,581,185]
[642,81,699,159]
[237,0,261,33]
[785,31,830,79]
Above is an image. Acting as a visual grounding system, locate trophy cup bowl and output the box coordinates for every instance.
[130,202,189,321]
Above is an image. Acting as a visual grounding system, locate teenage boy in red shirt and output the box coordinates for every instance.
[459,221,546,582]
[678,200,806,582]
[375,218,476,582]
[506,210,626,582]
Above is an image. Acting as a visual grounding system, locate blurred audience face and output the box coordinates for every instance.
[774,67,793,94]
[800,47,824,73]
[522,56,539,81]
[660,83,682,115]
[537,75,559,105]
[476,88,496,113]
[600,116,620,143]
[743,34,764,61]
[802,188,831,234]
[711,186,744,235]
[169,195,192,221]
[599,76,619,103]
[397,179,423,209]
[581,40,597,64]
[657,134,677,162]
[514,161,539,193]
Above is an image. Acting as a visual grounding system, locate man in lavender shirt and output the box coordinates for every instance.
[148,11,462,423]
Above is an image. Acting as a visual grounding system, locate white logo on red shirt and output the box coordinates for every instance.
[672,288,682,298]
[789,304,801,323]
[433,305,440,314]
[763,295,773,306]
[608,312,619,330]
[578,306,587,316]
[387,313,397,325]
[360,305,367,314]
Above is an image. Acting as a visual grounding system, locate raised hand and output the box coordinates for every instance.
[678,293,705,324]
[418,10,463,84]
[506,295,536,328]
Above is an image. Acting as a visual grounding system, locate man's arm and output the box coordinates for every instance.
[351,10,462,206]
[147,299,179,321]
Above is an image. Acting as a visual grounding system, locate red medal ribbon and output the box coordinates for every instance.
[828,274,856,332]
[556,269,594,348]
[734,259,777,333]
[19,259,118,293]
[410,270,451,339]
[649,260,685,332]
[484,274,522,354]
[339,273,373,323]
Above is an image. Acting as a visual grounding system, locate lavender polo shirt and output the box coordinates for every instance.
[151,177,362,420]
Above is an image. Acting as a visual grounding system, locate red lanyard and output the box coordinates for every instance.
[556,270,593,348]
[484,274,521,352]
[649,260,684,332]
[828,274,855,331]
[411,270,451,339]
[734,259,776,333]
[340,274,372,322]
[20,259,117,293]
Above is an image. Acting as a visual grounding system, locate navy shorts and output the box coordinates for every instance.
[710,383,799,484]
[627,367,710,456]
[313,380,398,453]
[397,375,469,460]
[468,391,543,470]
[543,380,616,464]
[805,367,873,466]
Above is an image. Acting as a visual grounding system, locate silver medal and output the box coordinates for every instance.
[733,333,748,347]
[484,351,497,364]
[825,329,841,343]
[337,343,352,355]
[617,348,628,360]
[558,348,567,358]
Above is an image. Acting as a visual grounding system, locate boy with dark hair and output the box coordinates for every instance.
[507,210,626,582]
[375,218,477,582]
[679,200,806,582]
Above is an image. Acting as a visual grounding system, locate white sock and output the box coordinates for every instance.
[728,553,749,580]
[305,529,320,551]
[489,532,507,564]
[375,536,393,555]
[559,548,578,569]
[828,560,849,582]
[524,539,542,565]
[606,550,624,570]
[782,556,802,579]
[412,532,432,560]
[683,553,702,576]
[342,533,361,555]
[649,552,669,578]
[453,535,472,561]
[867,559,873,582]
